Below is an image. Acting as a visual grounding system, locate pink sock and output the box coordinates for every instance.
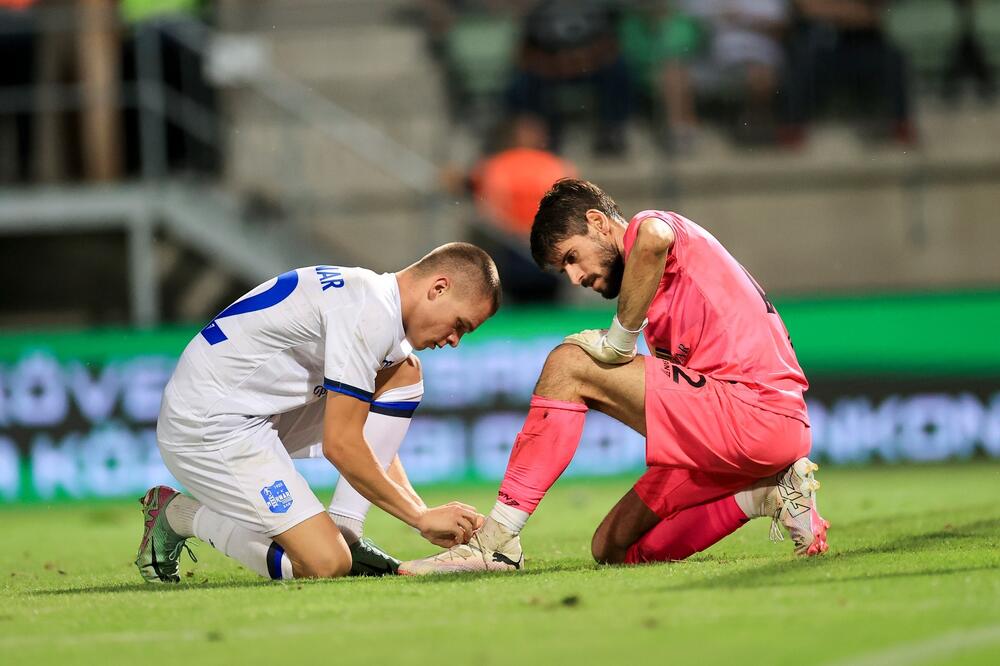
[496,395,588,513]
[625,495,748,563]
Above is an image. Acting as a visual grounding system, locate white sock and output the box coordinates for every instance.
[328,382,422,543]
[164,493,201,538]
[734,477,778,519]
[333,516,365,545]
[489,500,530,534]
[193,506,294,580]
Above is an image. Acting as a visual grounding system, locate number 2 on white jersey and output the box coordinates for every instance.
[200,270,299,345]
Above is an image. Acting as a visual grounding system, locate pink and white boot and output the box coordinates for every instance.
[768,457,830,556]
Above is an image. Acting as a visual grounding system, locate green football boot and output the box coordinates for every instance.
[348,536,400,577]
[134,485,196,583]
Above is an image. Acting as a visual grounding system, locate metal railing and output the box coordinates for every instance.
[0,4,438,190]
[0,3,445,325]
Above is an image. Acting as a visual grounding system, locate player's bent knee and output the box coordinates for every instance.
[541,344,591,380]
[276,514,353,579]
[549,342,590,365]
[400,353,422,382]
[297,552,351,579]
[376,354,422,394]
[590,524,628,565]
[534,345,590,400]
[591,530,610,563]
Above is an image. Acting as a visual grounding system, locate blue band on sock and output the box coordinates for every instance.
[266,542,285,580]
[369,400,420,418]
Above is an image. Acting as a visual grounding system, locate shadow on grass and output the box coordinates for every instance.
[397,559,600,585]
[32,516,999,597]
[656,516,1000,592]
[36,578,301,595]
[662,562,998,592]
[34,559,601,596]
[822,503,998,534]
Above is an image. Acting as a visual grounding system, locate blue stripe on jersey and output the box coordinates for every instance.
[266,542,285,580]
[369,400,420,419]
[323,379,375,402]
[200,270,300,345]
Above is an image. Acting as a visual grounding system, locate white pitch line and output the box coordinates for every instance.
[829,625,1000,666]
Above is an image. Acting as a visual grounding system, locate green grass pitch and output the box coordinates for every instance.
[2,462,999,665]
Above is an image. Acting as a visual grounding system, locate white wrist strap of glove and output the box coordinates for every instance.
[605,315,648,354]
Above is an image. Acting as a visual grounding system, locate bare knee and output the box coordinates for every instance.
[545,343,590,372]
[274,512,352,579]
[396,354,422,385]
[591,522,629,565]
[374,354,422,395]
[591,489,659,564]
[535,344,591,398]
[297,551,351,579]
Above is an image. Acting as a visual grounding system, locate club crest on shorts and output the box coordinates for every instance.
[260,480,293,514]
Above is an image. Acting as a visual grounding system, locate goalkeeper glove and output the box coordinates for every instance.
[563,315,647,365]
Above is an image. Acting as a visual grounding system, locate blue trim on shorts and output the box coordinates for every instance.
[266,542,285,580]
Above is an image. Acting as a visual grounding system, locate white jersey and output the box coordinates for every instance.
[158,265,412,448]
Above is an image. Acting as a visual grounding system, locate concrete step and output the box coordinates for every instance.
[229,78,446,144]
[223,119,442,197]
[218,0,412,32]
[302,202,464,272]
[261,26,436,83]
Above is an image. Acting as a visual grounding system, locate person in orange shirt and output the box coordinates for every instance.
[447,115,575,301]
[470,115,577,237]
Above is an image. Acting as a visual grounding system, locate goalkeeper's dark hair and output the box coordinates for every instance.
[410,242,502,315]
[530,178,626,269]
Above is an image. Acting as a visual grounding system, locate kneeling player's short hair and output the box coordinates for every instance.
[530,178,625,269]
[413,242,502,314]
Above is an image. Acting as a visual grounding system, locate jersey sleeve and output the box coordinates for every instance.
[627,210,690,266]
[659,212,690,261]
[322,290,396,403]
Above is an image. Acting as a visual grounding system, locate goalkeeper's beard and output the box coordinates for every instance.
[597,243,625,299]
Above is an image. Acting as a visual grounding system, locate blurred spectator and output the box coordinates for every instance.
[420,0,516,60]
[507,0,630,155]
[778,0,916,147]
[942,0,995,104]
[469,115,578,235]
[418,0,524,130]
[0,0,37,183]
[698,0,788,145]
[445,115,573,301]
[619,1,707,154]
[622,1,787,152]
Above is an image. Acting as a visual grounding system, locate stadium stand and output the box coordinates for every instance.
[1,0,999,327]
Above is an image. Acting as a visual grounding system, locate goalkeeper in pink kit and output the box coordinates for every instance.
[401,179,828,574]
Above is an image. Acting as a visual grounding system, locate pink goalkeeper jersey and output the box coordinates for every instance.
[624,211,810,425]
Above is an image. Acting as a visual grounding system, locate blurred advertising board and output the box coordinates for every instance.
[1,293,998,503]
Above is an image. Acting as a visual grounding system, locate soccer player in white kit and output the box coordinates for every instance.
[135,243,500,581]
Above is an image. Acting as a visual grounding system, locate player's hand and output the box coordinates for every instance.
[563,328,635,364]
[416,502,480,548]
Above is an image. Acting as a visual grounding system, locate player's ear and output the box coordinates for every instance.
[586,209,609,236]
[427,276,449,301]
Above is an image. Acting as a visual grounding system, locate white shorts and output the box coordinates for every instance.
[159,400,328,538]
